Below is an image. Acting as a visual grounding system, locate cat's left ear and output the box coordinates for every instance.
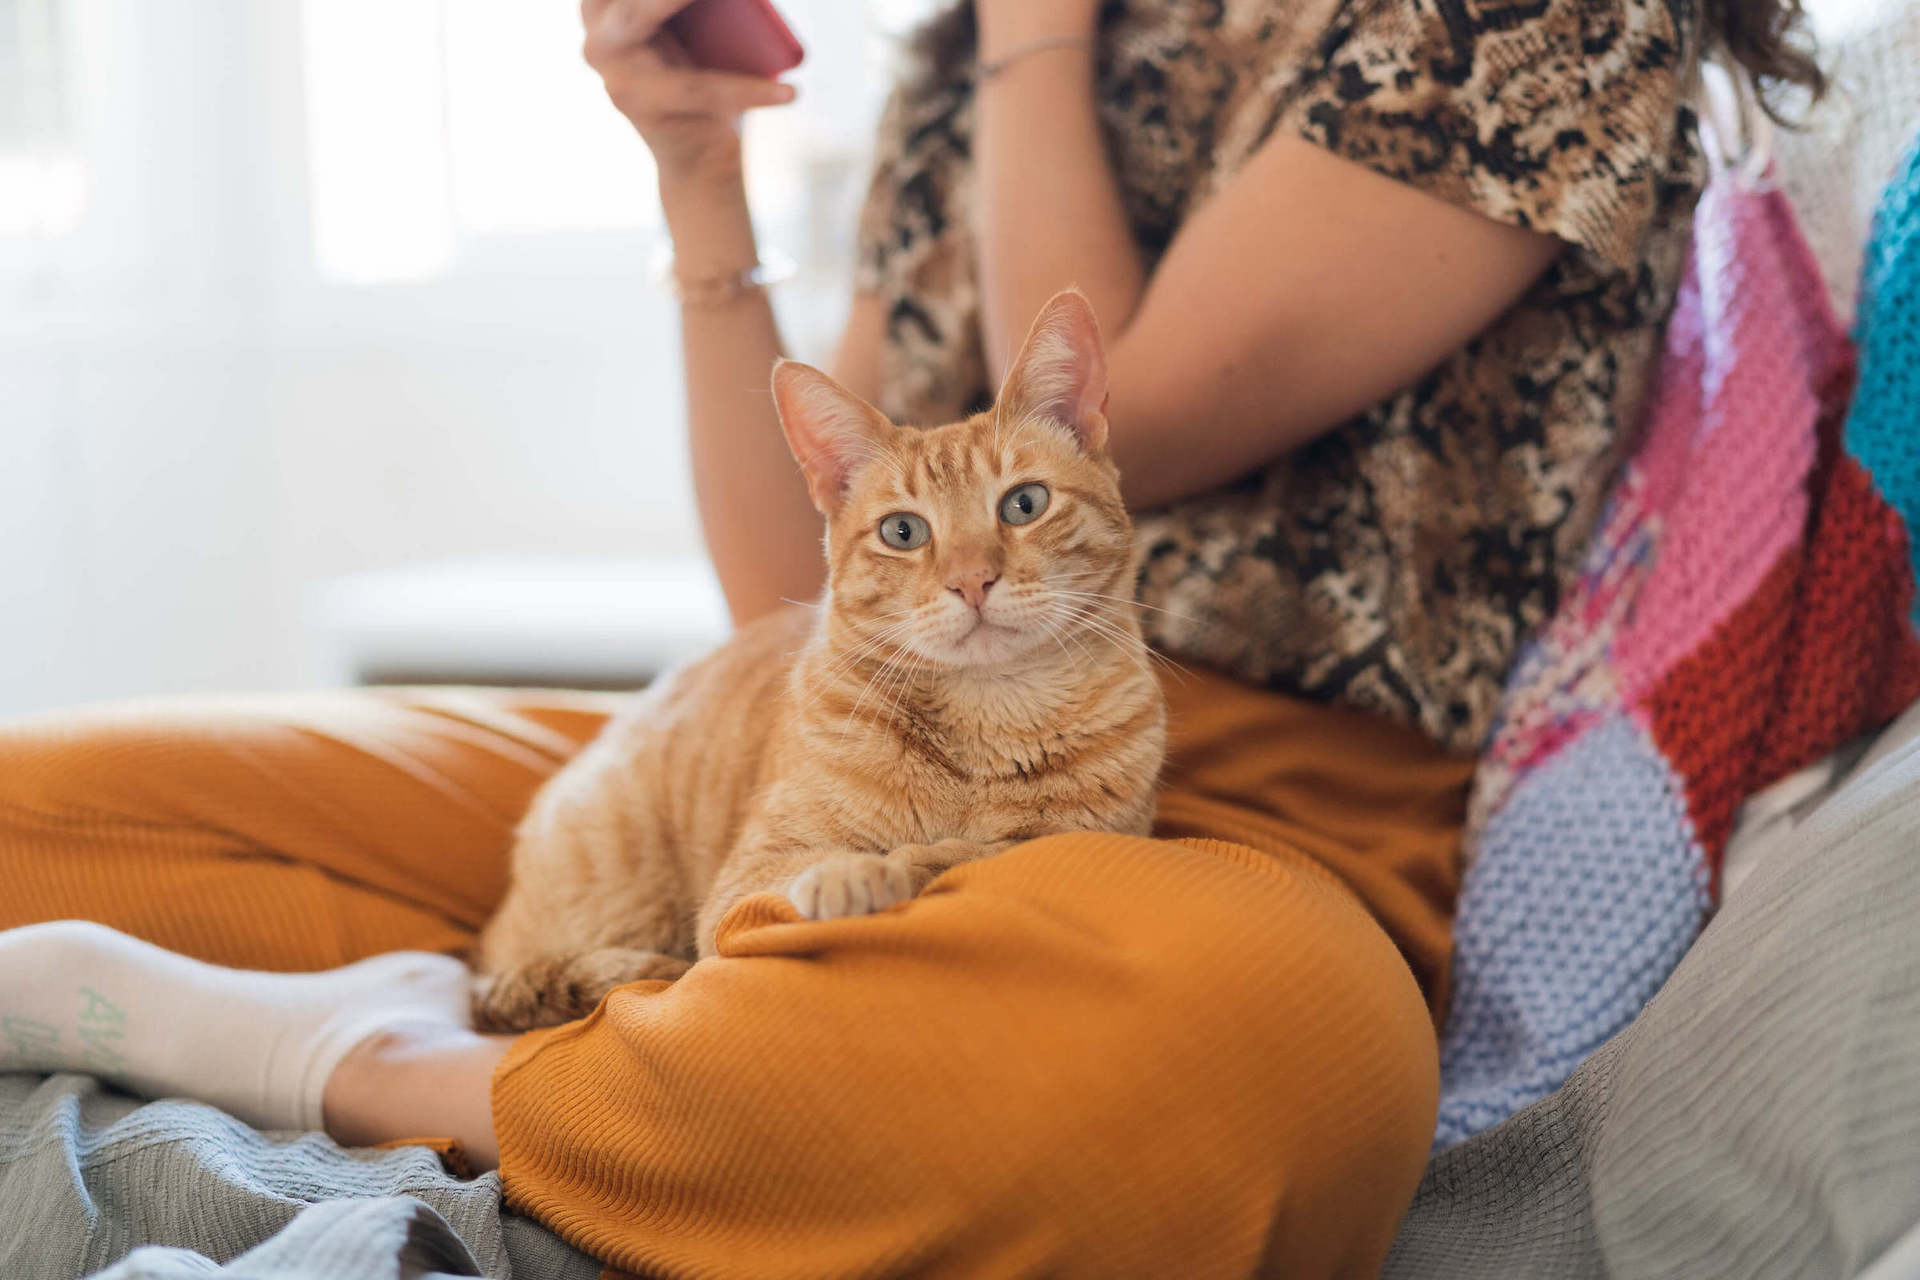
[995,288,1110,453]
[771,359,897,515]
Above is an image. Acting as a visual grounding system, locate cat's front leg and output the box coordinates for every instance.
[787,836,1021,917]
[699,838,1015,947]
[698,844,930,946]
[697,843,853,953]
[785,839,1014,921]
[787,853,927,920]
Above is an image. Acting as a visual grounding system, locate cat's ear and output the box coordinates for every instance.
[995,289,1109,453]
[771,359,896,514]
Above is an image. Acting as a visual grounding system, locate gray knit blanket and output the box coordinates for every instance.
[0,1074,595,1279]
[1389,705,1920,1278]
[4,712,1917,1279]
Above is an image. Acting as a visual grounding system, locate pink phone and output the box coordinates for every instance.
[664,0,805,78]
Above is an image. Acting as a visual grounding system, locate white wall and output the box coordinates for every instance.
[0,0,895,718]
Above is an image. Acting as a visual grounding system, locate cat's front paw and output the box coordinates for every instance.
[787,854,922,921]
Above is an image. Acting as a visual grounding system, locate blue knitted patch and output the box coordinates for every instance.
[1846,136,1920,621]
[1433,714,1712,1150]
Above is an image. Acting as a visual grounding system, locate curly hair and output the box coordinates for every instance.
[1702,0,1827,122]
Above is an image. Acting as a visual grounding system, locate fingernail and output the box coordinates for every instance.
[773,82,797,103]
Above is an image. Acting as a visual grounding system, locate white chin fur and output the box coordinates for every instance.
[911,617,1034,668]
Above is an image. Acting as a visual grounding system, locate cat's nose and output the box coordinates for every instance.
[946,570,998,610]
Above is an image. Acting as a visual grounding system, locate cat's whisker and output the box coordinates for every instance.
[817,608,923,661]
[1036,611,1078,666]
[840,637,920,736]
[1089,631,1168,683]
[1060,602,1188,681]
[809,630,918,709]
[1049,589,1195,624]
[801,616,926,715]
[836,660,894,737]
[812,607,923,663]
[809,620,911,686]
[1064,605,1145,652]
[1067,602,1167,656]
[1054,601,1148,669]
[1042,573,1127,587]
[1001,412,1045,462]
[877,648,927,736]
[869,644,926,734]
[1043,569,1138,593]
[1037,611,1095,668]
[1050,594,1136,630]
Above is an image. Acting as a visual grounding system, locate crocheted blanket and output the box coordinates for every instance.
[1433,144,1920,1149]
[1852,139,1920,614]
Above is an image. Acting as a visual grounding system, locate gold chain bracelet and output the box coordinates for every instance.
[649,245,797,308]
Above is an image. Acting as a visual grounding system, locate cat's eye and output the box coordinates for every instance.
[999,482,1051,526]
[877,512,932,550]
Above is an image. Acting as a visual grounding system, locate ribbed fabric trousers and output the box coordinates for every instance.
[0,668,1470,1279]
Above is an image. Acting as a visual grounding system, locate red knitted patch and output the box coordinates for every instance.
[1642,551,1802,869]
[1751,452,1920,786]
[1642,359,1920,881]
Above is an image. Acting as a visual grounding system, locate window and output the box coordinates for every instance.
[0,0,85,237]
[300,0,663,283]
[298,0,905,286]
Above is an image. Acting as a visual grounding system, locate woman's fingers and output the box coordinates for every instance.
[651,26,695,70]
[583,0,691,63]
[580,0,793,175]
[605,65,796,121]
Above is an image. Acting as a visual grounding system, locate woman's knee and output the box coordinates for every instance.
[983,834,1437,1272]
[0,710,86,815]
[0,697,227,821]
[707,833,1438,1273]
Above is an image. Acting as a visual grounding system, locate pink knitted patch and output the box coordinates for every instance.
[1612,178,1845,701]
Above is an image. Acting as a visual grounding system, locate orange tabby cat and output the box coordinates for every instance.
[472,290,1167,1031]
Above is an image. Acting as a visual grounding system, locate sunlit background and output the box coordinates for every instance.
[1,0,1908,718]
[0,0,938,716]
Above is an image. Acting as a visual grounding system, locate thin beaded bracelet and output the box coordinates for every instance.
[976,34,1094,83]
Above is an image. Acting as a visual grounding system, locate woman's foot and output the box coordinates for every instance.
[0,920,470,1131]
[323,1021,512,1170]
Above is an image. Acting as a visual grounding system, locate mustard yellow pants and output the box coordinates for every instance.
[0,669,1470,1279]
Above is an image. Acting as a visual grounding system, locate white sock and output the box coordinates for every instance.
[0,920,471,1132]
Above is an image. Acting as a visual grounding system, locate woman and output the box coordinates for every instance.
[0,0,1821,1275]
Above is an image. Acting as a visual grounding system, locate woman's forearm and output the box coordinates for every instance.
[575,1,828,623]
[971,8,1561,514]
[973,10,1146,380]
[661,166,826,624]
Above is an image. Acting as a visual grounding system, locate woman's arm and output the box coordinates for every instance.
[971,6,1145,379]
[584,0,881,624]
[664,166,849,622]
[973,4,1563,509]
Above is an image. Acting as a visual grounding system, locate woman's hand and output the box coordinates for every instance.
[581,0,796,185]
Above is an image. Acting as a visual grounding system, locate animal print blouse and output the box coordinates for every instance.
[854,0,1705,751]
